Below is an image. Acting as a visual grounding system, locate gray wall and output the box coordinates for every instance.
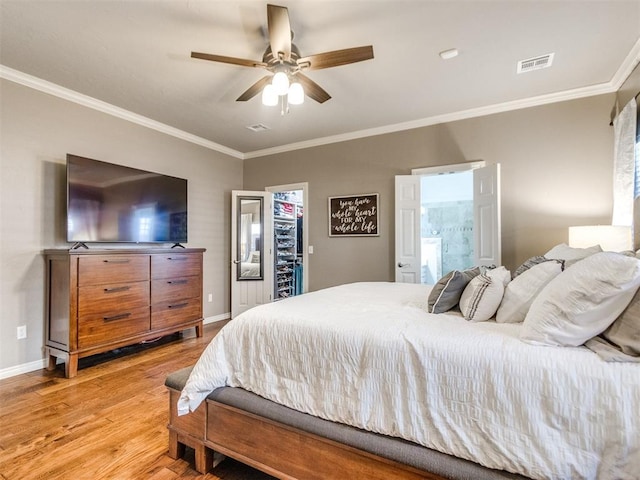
[0,79,243,372]
[617,63,640,113]
[244,94,615,291]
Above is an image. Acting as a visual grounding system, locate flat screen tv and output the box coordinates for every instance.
[67,154,187,245]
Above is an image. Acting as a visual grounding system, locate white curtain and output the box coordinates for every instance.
[612,98,637,226]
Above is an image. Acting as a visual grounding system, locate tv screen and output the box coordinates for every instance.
[67,154,187,244]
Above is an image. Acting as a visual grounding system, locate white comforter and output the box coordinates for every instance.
[178,282,640,480]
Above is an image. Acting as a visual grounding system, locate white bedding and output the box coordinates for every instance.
[178,282,640,480]
[240,261,261,277]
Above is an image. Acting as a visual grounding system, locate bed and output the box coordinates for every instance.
[171,274,640,479]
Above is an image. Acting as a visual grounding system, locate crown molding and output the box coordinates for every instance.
[243,81,615,159]
[610,37,640,90]
[0,65,244,160]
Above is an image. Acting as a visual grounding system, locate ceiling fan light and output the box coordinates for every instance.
[288,82,304,105]
[272,71,290,96]
[261,84,278,106]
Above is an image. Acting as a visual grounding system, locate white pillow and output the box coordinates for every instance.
[521,252,640,347]
[544,243,602,267]
[459,266,510,322]
[496,261,564,324]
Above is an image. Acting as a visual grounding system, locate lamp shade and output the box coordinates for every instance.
[272,71,290,96]
[261,84,278,106]
[288,82,304,105]
[568,225,632,252]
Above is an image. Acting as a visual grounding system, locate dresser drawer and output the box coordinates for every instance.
[151,276,201,304]
[78,281,149,317]
[152,254,201,279]
[78,306,150,349]
[78,255,149,286]
[151,297,202,330]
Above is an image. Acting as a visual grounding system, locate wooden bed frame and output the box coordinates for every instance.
[167,388,446,479]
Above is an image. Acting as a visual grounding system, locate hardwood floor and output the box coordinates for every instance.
[0,322,275,480]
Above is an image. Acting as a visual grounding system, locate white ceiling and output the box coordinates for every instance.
[1,1,639,158]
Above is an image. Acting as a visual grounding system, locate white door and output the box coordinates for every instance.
[473,163,501,267]
[231,190,273,318]
[394,164,501,283]
[395,175,421,282]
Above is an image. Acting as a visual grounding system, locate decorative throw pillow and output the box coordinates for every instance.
[602,287,640,356]
[459,266,511,322]
[496,260,564,324]
[249,251,260,263]
[513,255,560,278]
[584,336,640,363]
[521,252,640,347]
[428,267,481,314]
[544,243,602,268]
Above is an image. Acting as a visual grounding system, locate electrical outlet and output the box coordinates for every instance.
[17,325,27,339]
[208,293,213,303]
[309,245,314,254]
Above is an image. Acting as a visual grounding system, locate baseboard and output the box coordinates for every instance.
[204,313,231,325]
[0,358,49,380]
[0,313,231,380]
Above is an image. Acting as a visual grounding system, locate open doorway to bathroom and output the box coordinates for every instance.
[420,171,474,284]
[395,161,500,284]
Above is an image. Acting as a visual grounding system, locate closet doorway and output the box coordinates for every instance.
[266,183,309,299]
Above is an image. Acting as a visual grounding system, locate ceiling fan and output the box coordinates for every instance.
[191,4,374,105]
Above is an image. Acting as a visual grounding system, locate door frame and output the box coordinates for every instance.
[411,160,486,176]
[266,182,309,294]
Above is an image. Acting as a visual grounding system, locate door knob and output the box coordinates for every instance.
[397,262,409,268]
[232,260,241,264]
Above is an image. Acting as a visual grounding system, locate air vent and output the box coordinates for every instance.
[246,123,270,132]
[517,53,554,74]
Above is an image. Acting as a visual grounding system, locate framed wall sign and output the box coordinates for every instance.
[328,193,379,237]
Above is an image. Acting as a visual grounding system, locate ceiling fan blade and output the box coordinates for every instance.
[298,46,374,70]
[267,4,291,61]
[191,51,266,68]
[295,73,331,104]
[236,75,273,102]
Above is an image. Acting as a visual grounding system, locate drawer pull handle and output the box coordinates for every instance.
[103,259,130,264]
[168,302,188,309]
[167,280,188,285]
[167,257,187,261]
[104,286,131,293]
[103,313,131,322]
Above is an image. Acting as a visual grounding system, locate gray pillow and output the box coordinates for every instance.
[428,267,481,314]
[513,255,564,278]
[602,288,640,357]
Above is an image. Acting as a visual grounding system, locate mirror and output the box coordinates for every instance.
[236,196,264,280]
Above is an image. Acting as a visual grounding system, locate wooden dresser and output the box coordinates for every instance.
[44,248,205,377]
